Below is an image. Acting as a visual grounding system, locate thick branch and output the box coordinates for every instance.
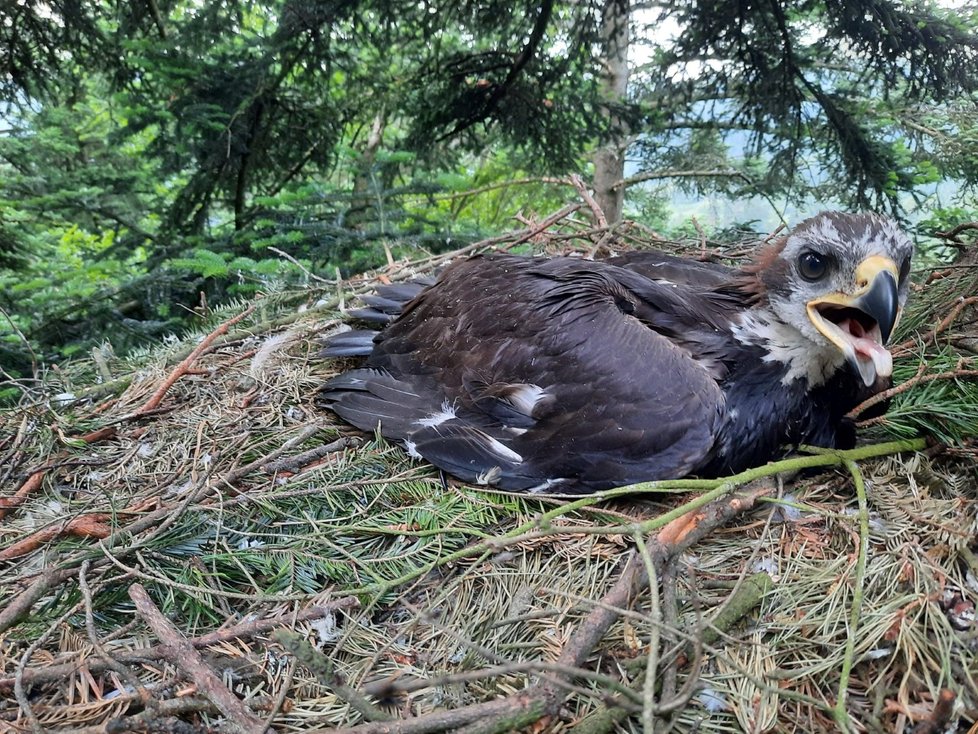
[128,583,268,734]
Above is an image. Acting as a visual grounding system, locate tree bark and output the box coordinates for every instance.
[347,109,387,230]
[591,0,630,225]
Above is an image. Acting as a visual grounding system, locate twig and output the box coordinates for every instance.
[402,176,572,204]
[891,296,978,358]
[934,221,978,244]
[616,168,753,189]
[222,423,323,485]
[0,468,45,520]
[911,689,957,734]
[319,696,548,734]
[763,222,787,242]
[634,532,662,734]
[849,363,978,420]
[134,302,257,415]
[14,591,89,734]
[268,246,331,283]
[262,659,297,734]
[274,630,395,722]
[569,173,607,228]
[386,203,583,276]
[262,436,359,473]
[572,578,770,732]
[833,460,870,733]
[659,561,680,706]
[0,303,38,377]
[692,572,774,657]
[692,216,707,260]
[395,600,641,705]
[360,661,643,707]
[79,561,149,705]
[0,513,113,560]
[497,204,585,250]
[128,582,269,734]
[0,568,77,635]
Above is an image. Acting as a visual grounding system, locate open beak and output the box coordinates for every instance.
[806,255,901,387]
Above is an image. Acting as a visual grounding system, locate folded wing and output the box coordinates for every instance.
[320,254,732,492]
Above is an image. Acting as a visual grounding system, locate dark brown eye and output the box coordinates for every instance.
[798,251,830,281]
[899,255,912,283]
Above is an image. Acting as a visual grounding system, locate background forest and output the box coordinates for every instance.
[2,0,978,392]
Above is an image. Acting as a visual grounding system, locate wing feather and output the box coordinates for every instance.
[322,254,734,492]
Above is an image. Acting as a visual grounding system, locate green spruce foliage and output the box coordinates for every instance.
[1,0,977,379]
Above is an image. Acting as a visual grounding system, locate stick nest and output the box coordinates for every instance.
[2,205,977,734]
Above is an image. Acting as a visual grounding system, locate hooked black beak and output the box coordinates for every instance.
[806,255,902,387]
[853,269,898,344]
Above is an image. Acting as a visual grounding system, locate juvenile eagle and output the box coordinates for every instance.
[320,212,913,493]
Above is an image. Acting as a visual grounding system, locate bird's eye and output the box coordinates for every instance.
[899,255,912,283]
[798,251,830,281]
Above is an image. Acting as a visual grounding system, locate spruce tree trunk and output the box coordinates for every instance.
[347,109,387,230]
[592,0,630,225]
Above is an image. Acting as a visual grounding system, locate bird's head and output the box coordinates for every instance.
[750,212,914,387]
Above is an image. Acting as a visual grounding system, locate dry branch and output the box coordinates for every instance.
[934,221,978,244]
[0,514,112,560]
[0,599,358,693]
[128,582,271,734]
[911,689,957,734]
[0,468,44,520]
[569,173,607,228]
[134,302,257,416]
[274,630,394,723]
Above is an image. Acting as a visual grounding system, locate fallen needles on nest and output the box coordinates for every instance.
[1,205,975,733]
[324,481,781,734]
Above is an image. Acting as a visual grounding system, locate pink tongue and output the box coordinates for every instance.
[840,318,892,385]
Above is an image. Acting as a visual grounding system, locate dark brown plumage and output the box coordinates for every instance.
[320,211,913,493]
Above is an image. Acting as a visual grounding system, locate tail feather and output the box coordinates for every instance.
[320,368,432,438]
[346,280,434,324]
[327,394,421,438]
[319,329,377,358]
[320,368,542,488]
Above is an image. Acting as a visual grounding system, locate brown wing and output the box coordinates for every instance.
[320,254,734,492]
[604,249,734,288]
